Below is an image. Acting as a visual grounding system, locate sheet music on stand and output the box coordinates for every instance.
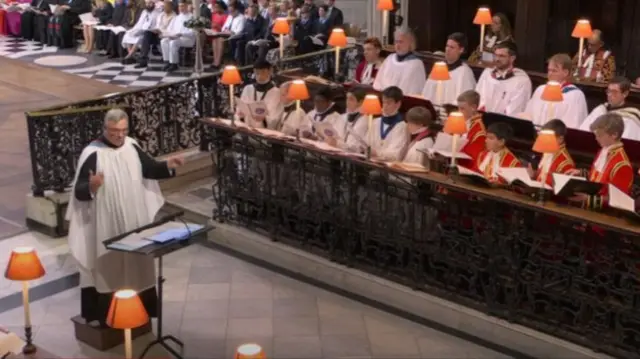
[608,184,639,218]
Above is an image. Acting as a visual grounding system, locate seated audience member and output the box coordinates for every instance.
[97,0,127,56]
[294,6,315,54]
[121,0,158,63]
[569,113,633,210]
[310,5,331,49]
[527,119,575,186]
[468,12,513,65]
[236,61,283,128]
[471,122,521,184]
[373,28,426,96]
[20,0,51,43]
[257,0,269,19]
[160,0,194,72]
[210,0,228,68]
[401,106,437,164]
[244,3,278,65]
[237,3,265,65]
[220,2,246,64]
[422,32,476,107]
[48,0,91,48]
[523,53,588,129]
[365,86,408,161]
[106,0,141,59]
[135,0,175,68]
[277,81,308,136]
[354,37,383,86]
[324,0,343,31]
[327,87,367,152]
[475,41,532,116]
[580,77,640,141]
[302,0,318,19]
[81,0,114,54]
[303,87,343,138]
[572,29,615,83]
[456,90,486,165]
[198,0,211,19]
[5,0,32,37]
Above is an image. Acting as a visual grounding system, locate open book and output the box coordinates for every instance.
[79,12,99,26]
[0,329,26,357]
[110,26,127,34]
[308,34,324,46]
[313,121,341,141]
[49,4,57,13]
[497,167,552,190]
[608,184,638,216]
[552,173,604,197]
[427,133,471,159]
[235,98,268,127]
[203,29,231,37]
[457,165,492,186]
[387,162,429,173]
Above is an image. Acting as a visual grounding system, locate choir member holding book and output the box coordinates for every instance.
[400,106,436,164]
[471,122,521,184]
[329,87,368,153]
[236,60,283,129]
[365,86,408,161]
[456,90,486,166]
[276,82,307,136]
[527,119,575,186]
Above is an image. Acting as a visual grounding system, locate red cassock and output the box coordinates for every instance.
[459,114,486,167]
[354,59,379,85]
[535,145,576,186]
[473,148,522,184]
[585,143,634,210]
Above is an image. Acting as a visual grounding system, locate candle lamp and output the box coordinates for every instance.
[328,28,348,81]
[360,94,383,159]
[272,17,290,60]
[107,289,150,359]
[473,7,493,58]
[287,79,310,114]
[5,247,45,354]
[532,129,560,204]
[377,0,394,46]
[572,19,593,71]
[220,65,243,124]
[443,111,468,175]
[429,61,450,108]
[541,81,564,121]
[235,343,265,359]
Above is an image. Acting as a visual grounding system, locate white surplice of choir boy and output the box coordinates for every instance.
[421,62,476,106]
[278,106,308,136]
[234,82,283,128]
[373,53,426,96]
[475,67,532,116]
[303,105,344,137]
[335,112,368,153]
[365,117,408,161]
[579,103,640,141]
[524,84,588,129]
[402,134,434,164]
[221,12,246,36]
[160,13,195,64]
[121,9,158,46]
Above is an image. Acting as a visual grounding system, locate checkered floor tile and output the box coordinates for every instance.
[0,36,57,57]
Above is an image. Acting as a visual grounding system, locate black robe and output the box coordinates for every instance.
[74,136,175,327]
[48,0,91,48]
[20,0,51,42]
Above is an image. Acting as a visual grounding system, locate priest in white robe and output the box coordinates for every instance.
[160,0,194,72]
[66,109,184,327]
[475,41,532,116]
[422,32,476,106]
[302,87,344,139]
[372,28,426,96]
[365,86,408,161]
[275,82,308,136]
[401,106,436,164]
[580,76,640,141]
[235,60,283,129]
[523,53,588,129]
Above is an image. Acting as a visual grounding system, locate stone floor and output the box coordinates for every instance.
[0,230,511,359]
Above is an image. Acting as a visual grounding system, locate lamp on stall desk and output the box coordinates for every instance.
[532,129,560,204]
[107,289,150,359]
[473,7,493,57]
[328,28,348,80]
[272,17,290,60]
[235,343,266,359]
[429,61,450,111]
[360,94,382,159]
[443,111,467,175]
[541,81,563,121]
[4,247,45,355]
[376,0,394,46]
[221,65,243,125]
[572,19,593,71]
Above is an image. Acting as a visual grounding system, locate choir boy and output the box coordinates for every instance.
[569,113,633,210]
[236,60,283,128]
[365,86,408,161]
[373,28,426,96]
[401,106,436,164]
[475,41,532,116]
[303,87,343,138]
[421,32,476,106]
[527,119,575,186]
[330,87,368,153]
[473,122,521,183]
[579,77,640,141]
[276,82,307,136]
[523,53,588,129]
[456,90,486,165]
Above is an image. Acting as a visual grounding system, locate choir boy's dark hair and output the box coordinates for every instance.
[610,76,632,93]
[457,90,480,107]
[347,87,366,102]
[319,4,329,12]
[315,87,333,101]
[487,122,514,142]
[494,41,518,57]
[590,113,625,140]
[542,119,567,138]
[447,32,468,52]
[381,86,404,102]
[405,106,433,127]
[253,60,272,70]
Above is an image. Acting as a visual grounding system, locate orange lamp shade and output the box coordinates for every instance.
[106,289,149,329]
[220,66,242,85]
[328,28,348,48]
[360,94,382,116]
[5,247,45,281]
[541,81,564,102]
[532,129,560,154]
[473,7,493,25]
[235,343,265,359]
[272,17,290,35]
[443,111,467,135]
[287,80,310,101]
[376,0,394,11]
[429,61,450,81]
[572,19,593,39]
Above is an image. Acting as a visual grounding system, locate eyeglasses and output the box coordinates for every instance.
[106,127,129,135]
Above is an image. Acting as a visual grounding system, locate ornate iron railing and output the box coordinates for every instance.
[26,46,360,195]
[205,121,640,359]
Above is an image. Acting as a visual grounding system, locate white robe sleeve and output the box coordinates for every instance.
[579,105,606,132]
[372,57,390,91]
[557,90,589,129]
[264,87,284,129]
[505,75,533,116]
[404,60,427,96]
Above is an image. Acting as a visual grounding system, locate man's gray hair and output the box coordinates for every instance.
[394,27,417,49]
[104,108,128,126]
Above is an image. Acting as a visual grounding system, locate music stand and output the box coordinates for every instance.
[102,212,215,359]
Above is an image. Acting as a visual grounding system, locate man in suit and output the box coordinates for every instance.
[324,0,343,30]
[48,0,92,48]
[303,0,318,20]
[294,6,314,54]
[20,0,52,42]
[237,3,265,65]
[244,3,277,64]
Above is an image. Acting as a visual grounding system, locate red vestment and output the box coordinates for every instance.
[473,148,522,184]
[459,114,486,167]
[535,145,576,186]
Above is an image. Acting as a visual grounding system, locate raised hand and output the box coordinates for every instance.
[167,156,185,169]
[89,170,104,194]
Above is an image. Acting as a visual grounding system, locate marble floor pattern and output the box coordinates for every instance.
[0,230,512,359]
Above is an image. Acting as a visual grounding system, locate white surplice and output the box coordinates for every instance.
[373,53,426,96]
[421,62,476,106]
[476,67,532,116]
[235,83,283,129]
[278,107,308,136]
[337,113,369,153]
[121,9,158,46]
[402,136,434,164]
[66,137,162,294]
[365,116,408,161]
[579,103,640,141]
[303,107,344,137]
[524,84,589,129]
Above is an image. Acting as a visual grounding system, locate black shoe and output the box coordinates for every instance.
[134,62,147,69]
[167,64,179,73]
[162,63,171,71]
[122,57,136,65]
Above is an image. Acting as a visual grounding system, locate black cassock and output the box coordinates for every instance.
[47,0,91,48]
[73,136,175,327]
[20,0,52,42]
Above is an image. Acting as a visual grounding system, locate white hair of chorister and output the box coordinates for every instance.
[395,27,417,48]
[104,108,129,126]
